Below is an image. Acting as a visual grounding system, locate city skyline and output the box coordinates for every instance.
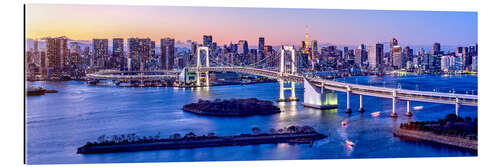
[26,4,477,46]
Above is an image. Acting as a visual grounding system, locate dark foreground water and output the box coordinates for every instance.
[26,74,478,164]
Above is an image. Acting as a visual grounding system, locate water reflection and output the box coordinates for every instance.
[26,75,478,164]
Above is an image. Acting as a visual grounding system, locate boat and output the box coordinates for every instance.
[371,112,380,117]
[345,140,355,147]
[341,121,348,127]
[413,106,423,110]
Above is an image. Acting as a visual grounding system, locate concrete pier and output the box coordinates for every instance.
[346,85,352,113]
[390,90,398,118]
[358,94,365,112]
[405,100,413,117]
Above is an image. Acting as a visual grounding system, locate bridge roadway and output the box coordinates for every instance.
[190,66,478,106]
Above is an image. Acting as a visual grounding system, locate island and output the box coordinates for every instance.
[182,98,281,116]
[393,114,477,150]
[26,86,58,96]
[77,125,327,154]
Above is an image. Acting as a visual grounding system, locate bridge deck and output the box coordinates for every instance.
[192,67,478,106]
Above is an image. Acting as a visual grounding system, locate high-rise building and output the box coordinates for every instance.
[92,39,108,68]
[258,37,265,61]
[34,40,39,52]
[391,46,404,68]
[264,45,274,67]
[343,47,349,59]
[161,38,175,70]
[166,38,175,70]
[189,42,197,67]
[237,40,249,55]
[69,41,81,54]
[311,40,319,64]
[368,43,384,69]
[150,40,156,57]
[203,35,212,48]
[390,38,398,49]
[389,38,398,63]
[127,38,151,70]
[46,36,68,74]
[258,37,265,52]
[433,43,441,53]
[354,45,363,66]
[112,38,124,57]
[471,56,477,71]
[112,38,124,68]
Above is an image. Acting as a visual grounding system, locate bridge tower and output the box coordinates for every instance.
[196,46,210,87]
[277,46,299,102]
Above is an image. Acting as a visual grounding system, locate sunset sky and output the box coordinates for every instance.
[26,4,477,47]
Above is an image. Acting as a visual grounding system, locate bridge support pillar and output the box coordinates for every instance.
[289,81,298,101]
[205,71,209,87]
[358,94,365,112]
[390,90,398,118]
[405,101,413,117]
[277,79,286,102]
[303,78,337,109]
[455,97,460,117]
[346,86,352,113]
[196,71,201,86]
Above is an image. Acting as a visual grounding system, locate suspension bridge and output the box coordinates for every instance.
[89,45,478,117]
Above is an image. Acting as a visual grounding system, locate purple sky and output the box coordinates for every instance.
[26,4,477,47]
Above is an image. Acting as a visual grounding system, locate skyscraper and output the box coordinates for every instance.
[93,39,108,68]
[390,38,398,49]
[189,42,197,67]
[368,43,383,69]
[34,40,39,52]
[160,38,176,70]
[112,38,124,57]
[389,38,398,63]
[433,43,441,53]
[258,37,265,61]
[203,35,212,48]
[128,38,151,71]
[343,47,349,59]
[391,46,403,69]
[46,36,68,74]
[150,40,156,57]
[403,46,413,68]
[161,38,175,70]
[237,40,249,55]
[112,38,124,68]
[166,38,175,70]
[69,41,81,54]
[354,44,364,66]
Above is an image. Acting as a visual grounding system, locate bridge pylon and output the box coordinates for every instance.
[277,46,299,102]
[196,46,210,87]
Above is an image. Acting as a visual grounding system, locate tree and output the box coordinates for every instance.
[155,132,161,140]
[252,127,261,134]
[170,133,181,140]
[97,135,106,143]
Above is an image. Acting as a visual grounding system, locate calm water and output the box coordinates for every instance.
[26,74,478,164]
